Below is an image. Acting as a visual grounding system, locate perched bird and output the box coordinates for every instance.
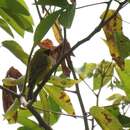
[27,48,52,100]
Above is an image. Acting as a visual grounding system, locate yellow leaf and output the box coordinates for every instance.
[102,39,120,58]
[2,77,17,87]
[100,10,125,69]
[52,20,63,44]
[90,106,122,130]
[100,9,122,38]
[45,85,75,115]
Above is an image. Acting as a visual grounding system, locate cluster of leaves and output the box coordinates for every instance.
[0,0,77,129]
[1,0,130,130]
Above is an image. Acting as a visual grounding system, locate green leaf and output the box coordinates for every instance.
[0,8,24,37]
[93,60,114,90]
[48,96,61,125]
[17,110,42,130]
[90,106,123,130]
[18,0,34,25]
[18,108,32,118]
[4,99,20,124]
[39,89,50,124]
[0,18,13,37]
[107,93,126,104]
[114,32,130,59]
[115,60,130,99]
[6,12,33,32]
[78,63,96,79]
[105,105,130,128]
[59,5,75,28]
[49,76,79,88]
[118,114,130,127]
[37,0,69,8]
[2,40,28,65]
[105,105,120,117]
[2,77,17,86]
[39,89,61,125]
[0,0,30,15]
[34,10,62,43]
[45,85,75,115]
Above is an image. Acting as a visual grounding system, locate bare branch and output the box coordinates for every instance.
[33,105,87,118]
[27,104,52,130]
[0,85,19,98]
[34,0,42,20]
[76,2,108,9]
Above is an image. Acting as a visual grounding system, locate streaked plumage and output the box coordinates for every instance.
[27,48,52,100]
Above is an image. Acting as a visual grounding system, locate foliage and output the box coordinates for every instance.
[1,0,130,130]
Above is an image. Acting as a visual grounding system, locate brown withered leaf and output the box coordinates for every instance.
[52,40,74,76]
[52,20,63,44]
[6,66,22,79]
[2,67,22,113]
[2,86,16,113]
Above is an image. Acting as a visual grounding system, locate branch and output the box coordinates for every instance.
[63,27,89,130]
[27,104,52,130]
[96,62,113,106]
[34,0,42,20]
[0,85,19,98]
[0,85,52,130]
[32,0,128,104]
[33,105,87,118]
[53,85,77,93]
[82,79,97,96]
[76,2,108,9]
[69,58,89,130]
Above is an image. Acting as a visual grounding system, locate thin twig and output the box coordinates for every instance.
[33,105,86,118]
[76,2,108,9]
[0,85,19,98]
[70,60,89,130]
[34,0,42,20]
[91,118,95,130]
[82,80,97,96]
[27,105,52,130]
[52,85,77,93]
[63,28,89,130]
[96,80,103,106]
[100,0,113,25]
[114,0,121,4]
[96,62,113,106]
[124,104,130,115]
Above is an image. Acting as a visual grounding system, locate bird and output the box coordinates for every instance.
[27,48,52,100]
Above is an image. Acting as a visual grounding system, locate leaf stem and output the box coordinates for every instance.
[33,105,87,118]
[82,79,97,96]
